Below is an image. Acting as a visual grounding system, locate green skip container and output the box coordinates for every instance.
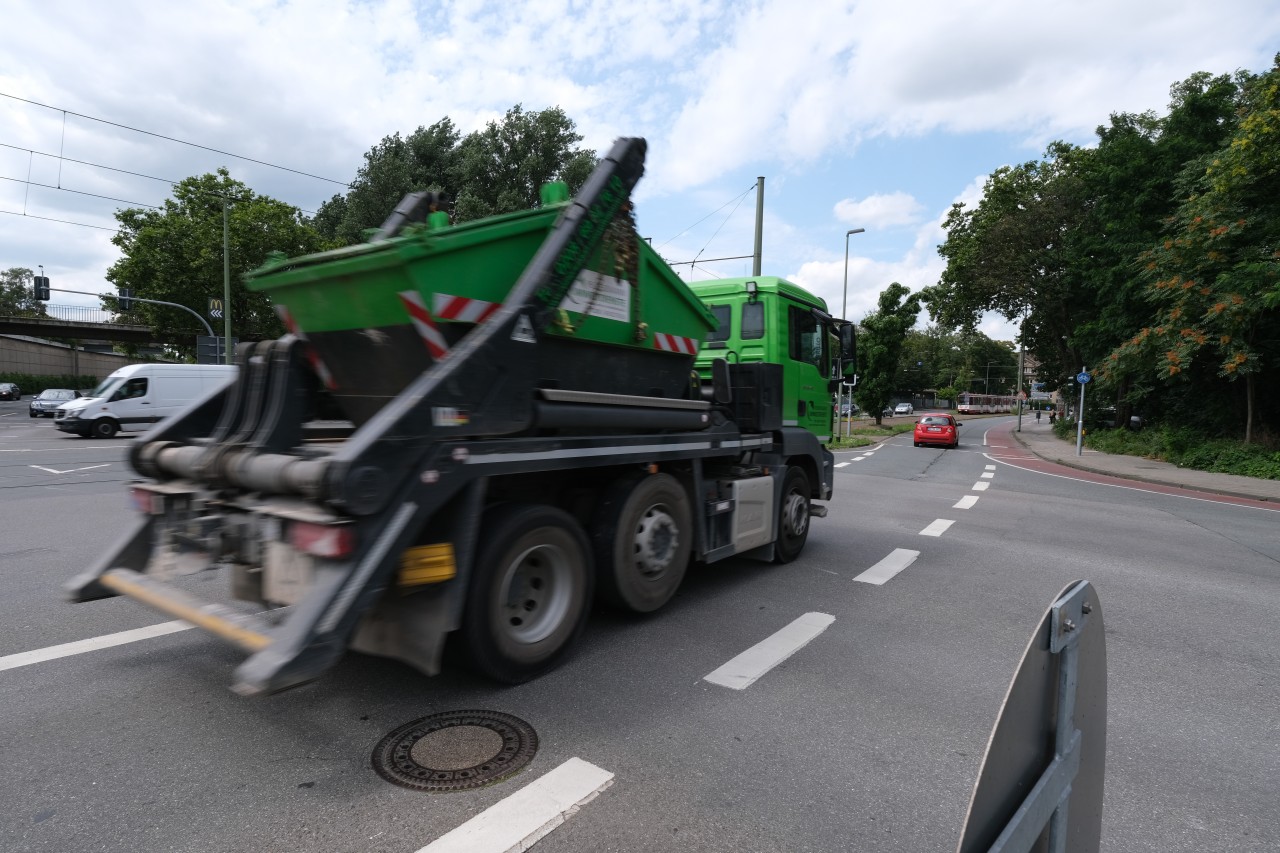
[245,185,717,427]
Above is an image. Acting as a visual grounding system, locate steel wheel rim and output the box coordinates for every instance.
[784,491,809,539]
[633,504,678,578]
[497,539,573,645]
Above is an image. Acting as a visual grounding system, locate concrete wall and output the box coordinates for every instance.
[0,335,137,379]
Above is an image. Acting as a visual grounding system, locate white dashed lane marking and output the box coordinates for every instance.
[919,519,955,537]
[972,481,990,491]
[853,549,920,585]
[984,465,996,471]
[953,495,979,509]
[835,462,851,468]
[0,621,193,672]
[980,472,995,479]
[704,612,835,690]
[417,758,614,853]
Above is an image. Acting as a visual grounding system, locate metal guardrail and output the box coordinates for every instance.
[39,304,116,324]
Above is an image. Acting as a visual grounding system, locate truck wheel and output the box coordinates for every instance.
[93,418,119,438]
[775,466,811,564]
[592,473,691,613]
[462,504,593,683]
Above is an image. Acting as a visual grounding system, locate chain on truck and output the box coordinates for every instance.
[66,138,858,696]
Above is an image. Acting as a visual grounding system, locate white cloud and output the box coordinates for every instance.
[2,0,1278,318]
[834,192,925,228]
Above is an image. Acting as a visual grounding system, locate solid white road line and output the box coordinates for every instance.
[919,519,955,537]
[417,758,614,853]
[980,471,995,479]
[953,495,979,509]
[704,612,835,690]
[853,548,920,586]
[972,481,990,491]
[0,621,193,672]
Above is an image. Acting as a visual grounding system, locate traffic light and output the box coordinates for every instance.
[33,276,50,300]
[118,288,133,312]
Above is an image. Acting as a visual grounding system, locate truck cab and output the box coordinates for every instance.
[690,276,852,443]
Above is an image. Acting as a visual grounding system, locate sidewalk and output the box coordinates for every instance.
[1005,416,1280,503]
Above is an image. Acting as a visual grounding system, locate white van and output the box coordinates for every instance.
[55,363,237,438]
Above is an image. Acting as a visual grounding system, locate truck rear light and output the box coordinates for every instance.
[289,521,356,558]
[131,487,164,514]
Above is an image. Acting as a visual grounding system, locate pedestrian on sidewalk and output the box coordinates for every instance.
[1036,409,1041,423]
[1049,410,1056,424]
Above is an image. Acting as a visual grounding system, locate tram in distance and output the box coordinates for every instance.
[956,392,1016,415]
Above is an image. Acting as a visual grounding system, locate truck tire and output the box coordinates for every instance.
[592,473,692,613]
[462,504,593,683]
[774,466,811,564]
[93,418,119,438]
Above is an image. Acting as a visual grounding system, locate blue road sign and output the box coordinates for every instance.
[1077,371,1091,384]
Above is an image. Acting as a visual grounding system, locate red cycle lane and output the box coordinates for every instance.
[979,421,1280,513]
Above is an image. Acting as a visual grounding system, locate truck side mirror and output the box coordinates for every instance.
[711,358,733,405]
[839,324,856,377]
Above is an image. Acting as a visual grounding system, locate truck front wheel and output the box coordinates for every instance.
[462,504,593,683]
[774,466,811,563]
[592,473,692,613]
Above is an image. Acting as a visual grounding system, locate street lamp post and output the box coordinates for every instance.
[985,362,996,393]
[841,227,865,320]
[839,228,865,438]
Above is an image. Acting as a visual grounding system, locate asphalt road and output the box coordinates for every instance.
[1,402,1276,852]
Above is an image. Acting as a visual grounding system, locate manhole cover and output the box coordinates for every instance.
[372,710,538,792]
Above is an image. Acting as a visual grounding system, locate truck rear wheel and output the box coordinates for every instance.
[592,473,691,613]
[774,466,811,563]
[462,504,593,683]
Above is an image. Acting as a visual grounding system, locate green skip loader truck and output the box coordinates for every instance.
[67,138,857,695]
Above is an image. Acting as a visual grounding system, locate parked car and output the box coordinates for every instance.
[839,402,859,416]
[0,382,21,401]
[29,388,82,418]
[913,412,962,449]
[894,402,914,416]
[881,406,894,418]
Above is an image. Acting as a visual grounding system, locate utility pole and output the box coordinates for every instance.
[223,199,232,365]
[752,177,765,276]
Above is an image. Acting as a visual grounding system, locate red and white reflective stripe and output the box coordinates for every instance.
[432,293,501,324]
[275,305,337,390]
[653,333,699,355]
[399,291,449,359]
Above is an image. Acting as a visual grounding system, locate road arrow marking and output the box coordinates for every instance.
[29,464,111,475]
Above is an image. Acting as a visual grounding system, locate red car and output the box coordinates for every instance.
[913,412,961,448]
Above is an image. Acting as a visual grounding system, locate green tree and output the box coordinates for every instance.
[108,170,330,358]
[1106,59,1280,441]
[1,267,49,317]
[313,106,597,244]
[926,143,1092,394]
[854,283,922,424]
[313,117,460,245]
[452,105,597,221]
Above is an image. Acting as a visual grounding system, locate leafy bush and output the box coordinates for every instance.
[1080,426,1280,480]
[0,373,99,393]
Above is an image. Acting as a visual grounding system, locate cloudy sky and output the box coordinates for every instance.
[2,0,1278,341]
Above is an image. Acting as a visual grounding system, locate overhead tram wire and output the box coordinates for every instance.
[1,92,352,188]
[0,209,119,232]
[0,143,321,215]
[655,183,752,252]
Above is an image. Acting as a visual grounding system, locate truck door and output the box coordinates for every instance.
[786,304,832,439]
